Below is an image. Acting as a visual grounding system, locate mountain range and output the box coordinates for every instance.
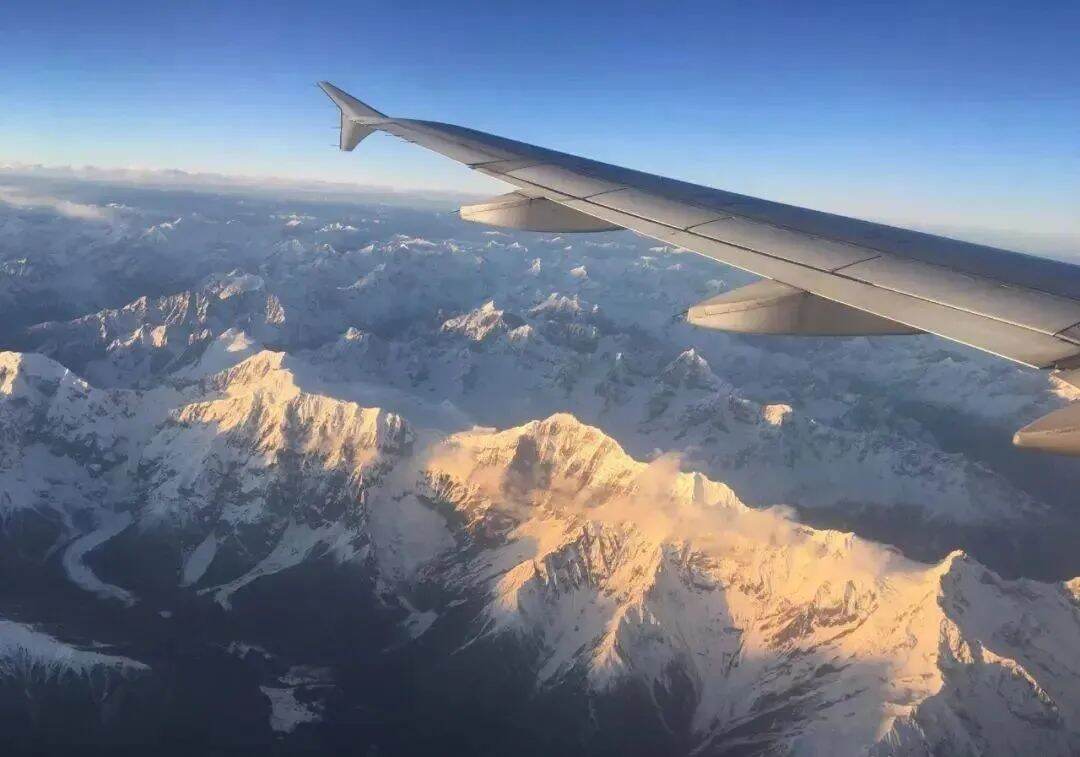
[3,173,1080,754]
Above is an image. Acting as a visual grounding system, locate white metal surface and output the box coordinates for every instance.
[839,255,1080,336]
[691,216,879,271]
[589,188,728,229]
[505,164,625,199]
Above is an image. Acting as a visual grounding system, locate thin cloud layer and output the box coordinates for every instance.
[0,185,113,223]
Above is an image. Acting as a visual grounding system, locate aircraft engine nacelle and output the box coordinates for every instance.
[686,279,921,336]
[1013,369,1080,455]
[1014,401,1080,456]
[460,192,623,233]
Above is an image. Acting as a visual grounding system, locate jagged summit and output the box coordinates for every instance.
[203,269,266,299]
[19,272,286,387]
[658,348,719,390]
[203,348,290,392]
[441,300,526,343]
[529,292,587,320]
[417,412,1080,754]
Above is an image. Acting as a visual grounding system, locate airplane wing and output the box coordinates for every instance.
[317,81,1080,454]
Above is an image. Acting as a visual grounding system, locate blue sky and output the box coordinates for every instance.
[2,0,1078,241]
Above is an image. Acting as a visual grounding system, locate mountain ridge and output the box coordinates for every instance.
[3,347,1078,753]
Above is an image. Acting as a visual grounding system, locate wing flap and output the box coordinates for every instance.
[838,256,1080,336]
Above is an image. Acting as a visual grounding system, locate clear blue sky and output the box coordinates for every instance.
[2,0,1078,240]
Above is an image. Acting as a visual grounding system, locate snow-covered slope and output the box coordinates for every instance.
[22,270,285,386]
[0,351,143,522]
[421,413,1080,754]
[0,617,151,745]
[3,346,1077,754]
[5,184,1067,533]
[0,619,147,681]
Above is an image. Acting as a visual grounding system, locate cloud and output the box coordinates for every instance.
[0,185,114,223]
[0,163,488,209]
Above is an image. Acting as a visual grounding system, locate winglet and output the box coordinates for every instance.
[317,81,386,151]
[317,81,386,121]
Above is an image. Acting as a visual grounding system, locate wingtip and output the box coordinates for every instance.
[316,81,386,121]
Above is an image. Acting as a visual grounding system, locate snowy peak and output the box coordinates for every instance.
[529,293,588,322]
[3,343,1080,754]
[417,412,1080,753]
[145,351,415,524]
[0,350,135,475]
[0,350,79,395]
[428,413,647,513]
[0,619,147,680]
[203,270,266,300]
[658,348,719,390]
[203,349,291,393]
[319,327,390,370]
[440,300,525,343]
[19,272,287,387]
[179,368,414,464]
[199,351,411,457]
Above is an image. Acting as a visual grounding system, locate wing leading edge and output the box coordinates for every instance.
[317,81,1080,454]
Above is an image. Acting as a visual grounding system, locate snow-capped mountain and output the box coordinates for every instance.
[20,270,286,386]
[3,345,1080,754]
[3,174,1080,754]
[423,413,1080,755]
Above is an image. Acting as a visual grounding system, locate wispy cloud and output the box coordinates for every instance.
[0,163,488,208]
[0,185,114,223]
